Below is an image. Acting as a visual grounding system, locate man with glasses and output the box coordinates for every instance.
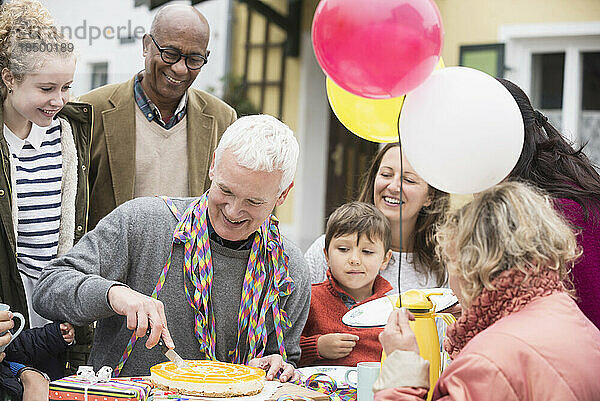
[80,4,236,231]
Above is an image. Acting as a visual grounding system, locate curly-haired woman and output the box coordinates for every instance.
[373,182,600,400]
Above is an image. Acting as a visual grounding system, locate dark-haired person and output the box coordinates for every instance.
[500,78,600,329]
[305,144,449,292]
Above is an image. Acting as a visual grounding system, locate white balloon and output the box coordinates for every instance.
[400,67,524,194]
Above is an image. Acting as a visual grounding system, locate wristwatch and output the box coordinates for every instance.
[17,367,51,383]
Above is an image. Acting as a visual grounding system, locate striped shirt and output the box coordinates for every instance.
[3,119,62,280]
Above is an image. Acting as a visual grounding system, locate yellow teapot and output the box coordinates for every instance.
[382,289,455,401]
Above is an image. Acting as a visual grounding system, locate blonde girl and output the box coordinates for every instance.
[0,0,91,380]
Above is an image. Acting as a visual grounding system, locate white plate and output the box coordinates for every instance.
[297,365,352,388]
[342,288,458,328]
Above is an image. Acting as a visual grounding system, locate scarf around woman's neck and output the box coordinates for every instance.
[444,268,564,359]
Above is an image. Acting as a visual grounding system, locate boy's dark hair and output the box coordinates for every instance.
[325,201,391,253]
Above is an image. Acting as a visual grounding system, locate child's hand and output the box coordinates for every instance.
[60,323,75,345]
[20,369,49,401]
[317,333,359,359]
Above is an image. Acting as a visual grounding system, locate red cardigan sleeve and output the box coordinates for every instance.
[299,334,322,366]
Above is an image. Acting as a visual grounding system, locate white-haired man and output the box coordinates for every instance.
[32,115,310,380]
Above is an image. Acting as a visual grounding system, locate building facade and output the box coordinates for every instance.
[229,0,600,250]
[36,0,600,251]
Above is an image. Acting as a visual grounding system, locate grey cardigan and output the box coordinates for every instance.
[32,197,311,376]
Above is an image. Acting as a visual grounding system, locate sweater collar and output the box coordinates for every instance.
[206,210,254,251]
[326,268,393,308]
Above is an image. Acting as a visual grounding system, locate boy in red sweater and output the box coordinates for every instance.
[299,202,393,367]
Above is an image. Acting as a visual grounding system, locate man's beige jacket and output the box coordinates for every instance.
[80,76,236,229]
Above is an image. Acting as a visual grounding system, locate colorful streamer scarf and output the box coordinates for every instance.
[114,193,294,376]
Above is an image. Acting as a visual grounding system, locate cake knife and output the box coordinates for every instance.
[163,346,190,369]
[148,329,190,369]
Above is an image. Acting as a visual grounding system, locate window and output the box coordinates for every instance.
[531,52,565,128]
[459,44,505,77]
[90,62,108,90]
[580,52,600,166]
[582,52,600,111]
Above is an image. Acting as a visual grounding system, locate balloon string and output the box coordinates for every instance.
[397,106,403,308]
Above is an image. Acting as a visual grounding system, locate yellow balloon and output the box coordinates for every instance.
[327,78,404,143]
[327,58,445,143]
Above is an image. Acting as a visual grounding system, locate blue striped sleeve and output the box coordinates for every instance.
[8,361,25,377]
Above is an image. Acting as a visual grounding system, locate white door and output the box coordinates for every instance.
[501,22,600,164]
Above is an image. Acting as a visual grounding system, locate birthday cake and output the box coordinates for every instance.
[150,360,266,397]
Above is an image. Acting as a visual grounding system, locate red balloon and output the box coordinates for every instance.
[312,0,443,99]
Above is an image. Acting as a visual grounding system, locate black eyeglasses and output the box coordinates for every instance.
[149,34,208,70]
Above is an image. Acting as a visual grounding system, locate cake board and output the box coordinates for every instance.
[151,381,327,401]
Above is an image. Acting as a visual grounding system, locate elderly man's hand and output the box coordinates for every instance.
[247,354,299,383]
[379,308,419,355]
[107,285,174,349]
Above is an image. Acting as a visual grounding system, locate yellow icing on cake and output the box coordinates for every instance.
[151,360,265,383]
[150,360,266,397]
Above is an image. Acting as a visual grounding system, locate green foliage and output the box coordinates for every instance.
[209,75,259,117]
